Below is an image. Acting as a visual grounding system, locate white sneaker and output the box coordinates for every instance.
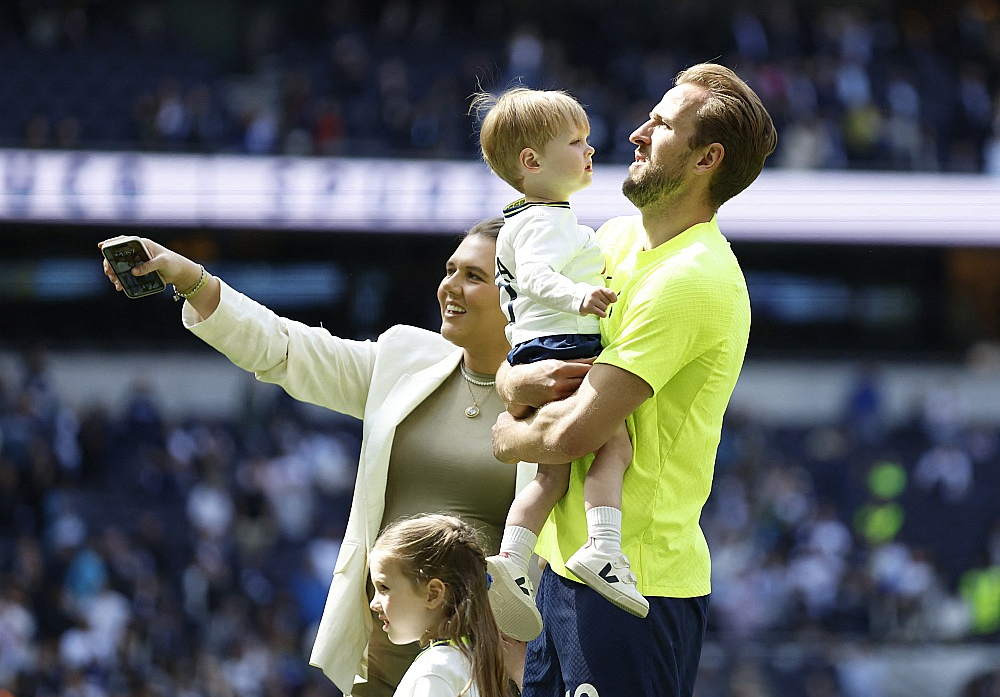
[565,540,650,618]
[486,554,543,641]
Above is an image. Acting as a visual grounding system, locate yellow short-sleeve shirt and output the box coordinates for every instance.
[534,215,751,597]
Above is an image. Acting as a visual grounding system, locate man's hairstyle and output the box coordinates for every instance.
[471,87,590,193]
[675,63,778,209]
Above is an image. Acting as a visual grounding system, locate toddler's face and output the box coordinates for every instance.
[529,123,594,200]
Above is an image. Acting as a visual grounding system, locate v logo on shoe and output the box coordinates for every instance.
[516,577,531,595]
[598,563,619,584]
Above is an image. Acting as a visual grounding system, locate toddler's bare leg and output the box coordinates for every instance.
[506,462,571,534]
[489,462,569,642]
[583,421,633,511]
[566,422,649,617]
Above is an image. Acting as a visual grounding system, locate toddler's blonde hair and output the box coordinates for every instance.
[472,87,589,193]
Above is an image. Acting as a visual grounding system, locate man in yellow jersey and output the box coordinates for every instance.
[491,63,777,697]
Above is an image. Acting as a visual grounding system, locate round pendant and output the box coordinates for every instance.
[465,405,480,418]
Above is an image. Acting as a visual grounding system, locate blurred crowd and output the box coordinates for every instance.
[4,2,1000,695]
[0,346,356,697]
[2,0,1000,173]
[2,345,1000,696]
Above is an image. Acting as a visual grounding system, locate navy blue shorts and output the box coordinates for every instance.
[523,566,709,697]
[508,334,603,366]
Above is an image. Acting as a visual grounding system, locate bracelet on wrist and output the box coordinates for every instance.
[173,265,208,302]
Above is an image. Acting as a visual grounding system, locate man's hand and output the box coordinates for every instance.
[497,359,593,410]
[579,286,617,317]
[494,362,652,465]
[492,411,522,464]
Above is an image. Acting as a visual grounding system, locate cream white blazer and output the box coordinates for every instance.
[184,282,535,693]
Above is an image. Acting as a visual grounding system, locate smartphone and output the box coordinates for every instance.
[100,235,166,299]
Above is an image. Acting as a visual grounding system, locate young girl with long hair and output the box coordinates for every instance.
[369,514,515,697]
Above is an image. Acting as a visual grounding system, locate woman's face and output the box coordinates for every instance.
[437,234,509,372]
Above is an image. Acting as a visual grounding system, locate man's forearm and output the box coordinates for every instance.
[496,359,591,410]
[495,360,517,410]
[493,403,579,464]
[493,362,651,465]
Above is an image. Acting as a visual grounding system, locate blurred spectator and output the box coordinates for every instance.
[121,381,164,449]
[914,442,974,503]
[989,521,1000,567]
[291,530,342,629]
[242,106,280,155]
[186,466,235,541]
[960,669,1000,697]
[0,582,36,687]
[959,562,1000,636]
[22,114,51,149]
[55,116,81,149]
[843,363,886,446]
[921,385,968,445]
[185,82,227,151]
[836,643,889,697]
[312,98,346,155]
[853,460,907,546]
[788,503,853,620]
[153,78,191,149]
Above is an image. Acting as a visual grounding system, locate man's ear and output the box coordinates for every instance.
[694,143,724,175]
[424,578,447,609]
[519,147,542,173]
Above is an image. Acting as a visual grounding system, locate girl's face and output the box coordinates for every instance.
[437,233,510,374]
[369,550,445,646]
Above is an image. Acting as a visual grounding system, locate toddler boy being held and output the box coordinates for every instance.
[472,87,648,641]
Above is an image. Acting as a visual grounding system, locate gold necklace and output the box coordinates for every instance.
[460,363,496,418]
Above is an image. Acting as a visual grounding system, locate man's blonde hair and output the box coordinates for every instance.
[471,87,589,193]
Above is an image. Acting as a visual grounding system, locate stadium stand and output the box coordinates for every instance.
[0,0,997,172]
[2,1,1000,696]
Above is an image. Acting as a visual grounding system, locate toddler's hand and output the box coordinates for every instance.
[579,286,617,317]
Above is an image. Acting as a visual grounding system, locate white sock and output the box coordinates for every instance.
[498,526,537,572]
[586,506,623,555]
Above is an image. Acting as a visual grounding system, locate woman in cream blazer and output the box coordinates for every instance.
[101,219,534,695]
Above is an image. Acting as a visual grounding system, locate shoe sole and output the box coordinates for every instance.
[486,558,543,642]
[565,557,650,618]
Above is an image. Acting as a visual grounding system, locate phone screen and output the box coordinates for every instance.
[102,239,166,298]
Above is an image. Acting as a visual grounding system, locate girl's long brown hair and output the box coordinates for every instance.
[374,513,513,697]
